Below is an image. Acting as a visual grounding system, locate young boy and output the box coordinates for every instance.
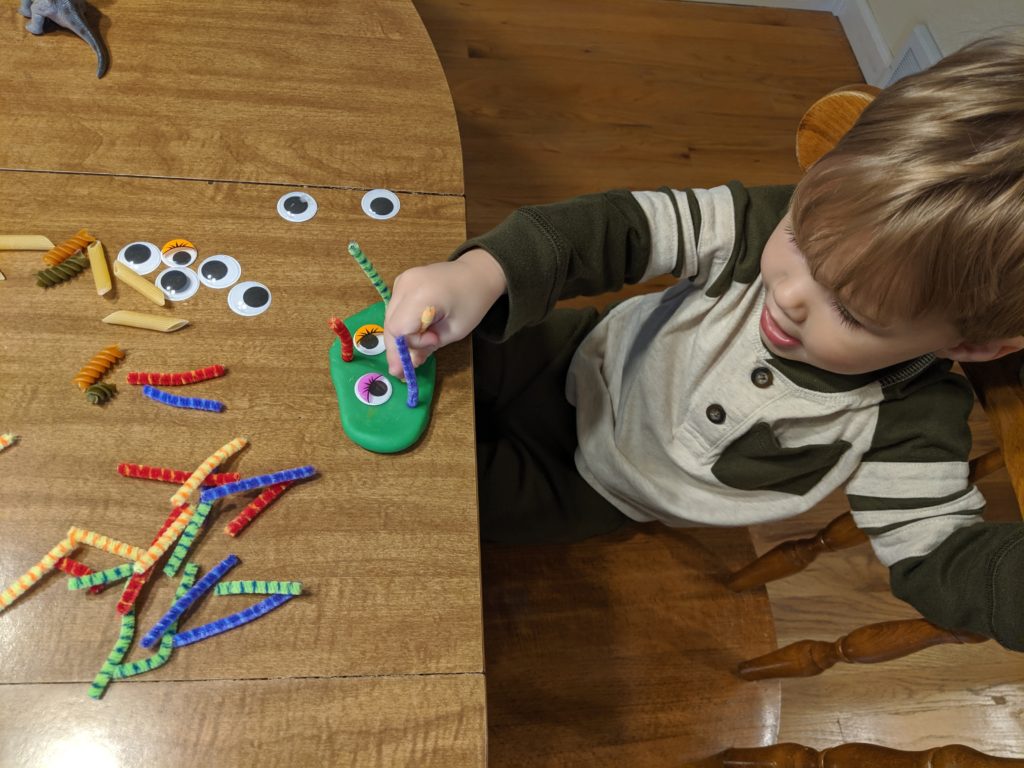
[383,35,1024,650]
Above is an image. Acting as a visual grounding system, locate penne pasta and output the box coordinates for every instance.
[87,240,112,296]
[102,310,189,333]
[113,260,166,306]
[0,235,55,251]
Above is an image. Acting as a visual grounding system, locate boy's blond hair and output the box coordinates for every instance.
[789,33,1024,342]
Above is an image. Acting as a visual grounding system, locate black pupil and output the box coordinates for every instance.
[284,196,308,214]
[202,261,228,280]
[361,333,380,349]
[160,271,189,292]
[369,196,394,216]
[125,243,151,264]
[369,378,388,397]
[243,286,269,307]
[172,252,191,265]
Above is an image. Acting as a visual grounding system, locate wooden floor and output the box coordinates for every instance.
[413,0,1024,759]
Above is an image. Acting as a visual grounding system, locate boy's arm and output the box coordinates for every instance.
[845,366,1024,651]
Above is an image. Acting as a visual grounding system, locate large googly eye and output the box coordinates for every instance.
[228,280,272,317]
[161,238,198,267]
[117,241,162,275]
[361,189,400,220]
[197,254,241,289]
[353,324,385,355]
[156,266,200,301]
[277,191,318,223]
[354,373,392,406]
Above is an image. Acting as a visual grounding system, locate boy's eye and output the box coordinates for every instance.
[831,298,862,329]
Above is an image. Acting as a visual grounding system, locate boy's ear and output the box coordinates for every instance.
[936,336,1024,363]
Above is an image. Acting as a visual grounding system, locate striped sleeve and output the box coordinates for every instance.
[847,365,1024,650]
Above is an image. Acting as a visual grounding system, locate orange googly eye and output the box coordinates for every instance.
[161,238,198,267]
[353,324,385,355]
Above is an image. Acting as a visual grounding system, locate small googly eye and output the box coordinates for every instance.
[228,280,272,317]
[353,324,385,355]
[355,373,392,406]
[156,266,200,301]
[161,238,198,267]
[277,191,318,223]
[197,254,241,289]
[361,189,400,221]
[117,241,162,275]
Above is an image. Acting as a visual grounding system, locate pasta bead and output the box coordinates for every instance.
[125,365,226,386]
[73,344,125,391]
[85,382,117,405]
[36,252,90,288]
[42,228,95,266]
[142,385,225,412]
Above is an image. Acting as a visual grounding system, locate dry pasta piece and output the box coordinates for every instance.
[102,310,189,333]
[169,437,249,508]
[0,433,18,453]
[86,240,112,296]
[37,252,89,288]
[0,234,54,250]
[418,305,436,334]
[85,382,117,405]
[113,261,165,306]
[42,229,95,266]
[73,344,125,391]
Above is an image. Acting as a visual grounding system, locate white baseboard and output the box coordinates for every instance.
[834,0,893,86]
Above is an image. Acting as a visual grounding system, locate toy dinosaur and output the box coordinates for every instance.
[19,0,109,78]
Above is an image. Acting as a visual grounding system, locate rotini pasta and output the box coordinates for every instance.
[169,437,248,508]
[0,433,18,452]
[224,481,294,537]
[199,465,315,504]
[347,241,391,303]
[126,364,226,386]
[42,228,95,266]
[36,252,89,288]
[117,462,241,486]
[142,385,225,412]
[394,336,419,408]
[329,317,354,361]
[73,344,124,391]
[85,382,117,405]
[172,592,295,648]
[140,554,239,649]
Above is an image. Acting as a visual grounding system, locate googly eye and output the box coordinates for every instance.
[277,191,318,223]
[156,266,200,302]
[197,254,241,289]
[353,324,385,355]
[361,189,400,221]
[354,373,392,406]
[161,238,198,267]
[228,280,272,317]
[117,241,162,275]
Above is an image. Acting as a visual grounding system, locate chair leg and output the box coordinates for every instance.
[726,511,867,592]
[684,742,1024,767]
[736,618,988,680]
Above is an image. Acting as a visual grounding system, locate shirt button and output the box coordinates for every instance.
[706,404,726,424]
[751,367,773,388]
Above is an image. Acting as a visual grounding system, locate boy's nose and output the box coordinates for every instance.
[772,279,809,324]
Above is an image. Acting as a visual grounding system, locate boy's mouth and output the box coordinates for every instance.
[760,304,801,348]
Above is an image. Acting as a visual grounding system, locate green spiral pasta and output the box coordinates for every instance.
[36,252,90,288]
[85,382,117,405]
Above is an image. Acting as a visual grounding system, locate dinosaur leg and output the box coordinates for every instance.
[18,0,32,19]
[25,12,48,34]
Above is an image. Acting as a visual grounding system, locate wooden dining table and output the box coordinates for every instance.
[0,1,483,765]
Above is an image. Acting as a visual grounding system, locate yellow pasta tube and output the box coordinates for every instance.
[113,261,166,306]
[102,310,189,333]
[132,504,196,573]
[0,536,76,611]
[87,240,112,296]
[170,437,249,508]
[67,527,142,562]
[0,235,55,251]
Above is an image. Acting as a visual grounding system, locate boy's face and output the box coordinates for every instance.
[759,213,962,375]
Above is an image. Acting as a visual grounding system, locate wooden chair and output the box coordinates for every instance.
[724,86,1024,680]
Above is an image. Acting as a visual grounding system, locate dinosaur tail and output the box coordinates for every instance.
[60,8,109,78]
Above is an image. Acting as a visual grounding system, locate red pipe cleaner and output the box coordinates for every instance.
[55,557,104,595]
[117,463,241,486]
[224,481,294,537]
[116,506,186,615]
[329,317,354,362]
[125,365,227,386]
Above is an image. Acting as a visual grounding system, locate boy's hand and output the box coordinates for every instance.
[383,248,506,379]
